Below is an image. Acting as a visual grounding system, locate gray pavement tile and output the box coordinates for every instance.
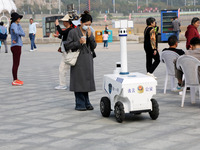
[19,136,54,145]
[47,129,78,138]
[0,144,28,150]
[0,131,28,141]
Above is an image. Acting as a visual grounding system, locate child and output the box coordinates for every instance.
[102,30,109,48]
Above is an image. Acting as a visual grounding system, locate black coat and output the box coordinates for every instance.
[64,26,97,92]
[56,25,72,41]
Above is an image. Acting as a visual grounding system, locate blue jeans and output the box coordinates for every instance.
[29,33,36,50]
[74,92,91,109]
[103,40,108,47]
[174,31,180,41]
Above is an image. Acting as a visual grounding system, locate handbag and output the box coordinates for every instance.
[64,50,80,66]
[57,36,65,53]
[57,39,62,53]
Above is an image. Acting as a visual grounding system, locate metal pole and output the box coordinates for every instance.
[146,0,148,6]
[137,0,138,11]
[113,0,115,13]
[58,0,61,14]
[194,0,196,6]
[49,0,52,14]
[78,0,80,13]
[185,0,186,6]
[167,0,168,6]
[88,0,91,11]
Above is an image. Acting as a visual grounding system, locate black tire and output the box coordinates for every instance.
[114,101,125,123]
[149,99,159,120]
[100,97,111,117]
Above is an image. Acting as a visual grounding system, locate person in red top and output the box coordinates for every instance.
[185,17,200,50]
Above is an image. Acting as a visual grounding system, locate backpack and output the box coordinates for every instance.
[0,28,7,40]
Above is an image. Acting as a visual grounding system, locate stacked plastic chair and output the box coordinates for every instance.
[176,55,200,107]
[161,51,180,94]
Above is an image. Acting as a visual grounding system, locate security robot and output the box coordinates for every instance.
[100,20,159,123]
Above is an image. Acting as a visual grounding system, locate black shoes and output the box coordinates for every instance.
[75,108,87,111]
[75,105,94,111]
[86,105,94,110]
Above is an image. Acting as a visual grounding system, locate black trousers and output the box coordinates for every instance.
[146,51,160,74]
[11,46,21,80]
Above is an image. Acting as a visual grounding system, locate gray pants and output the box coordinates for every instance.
[0,39,8,53]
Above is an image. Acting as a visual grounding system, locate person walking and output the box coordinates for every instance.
[0,21,8,53]
[185,17,200,50]
[54,14,73,90]
[9,12,25,86]
[102,30,109,48]
[172,16,181,41]
[64,11,97,111]
[29,18,37,52]
[144,17,160,79]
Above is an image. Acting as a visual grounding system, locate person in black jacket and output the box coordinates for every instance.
[162,35,185,55]
[162,35,185,91]
[144,17,160,79]
[54,14,73,90]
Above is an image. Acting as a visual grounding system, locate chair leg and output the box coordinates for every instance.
[199,87,200,101]
[190,87,196,104]
[164,74,168,94]
[182,75,185,81]
[170,76,175,91]
[181,86,187,107]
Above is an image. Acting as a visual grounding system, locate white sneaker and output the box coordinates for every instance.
[34,48,37,51]
[29,49,34,52]
[147,72,157,79]
[54,85,68,90]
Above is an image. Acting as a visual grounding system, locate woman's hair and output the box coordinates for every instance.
[9,20,15,34]
[191,17,200,25]
[146,17,156,26]
[190,37,200,46]
[81,10,93,23]
[68,20,75,28]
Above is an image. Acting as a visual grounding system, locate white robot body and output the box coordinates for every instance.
[103,72,157,113]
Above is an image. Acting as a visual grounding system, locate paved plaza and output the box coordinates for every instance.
[0,41,200,150]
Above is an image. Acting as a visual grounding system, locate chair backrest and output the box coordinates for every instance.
[161,51,180,76]
[176,55,200,86]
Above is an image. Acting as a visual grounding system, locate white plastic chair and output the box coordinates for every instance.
[161,51,180,94]
[176,55,200,107]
